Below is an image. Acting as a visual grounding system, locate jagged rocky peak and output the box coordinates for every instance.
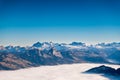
[69,42,86,46]
[32,42,42,48]
[5,45,14,49]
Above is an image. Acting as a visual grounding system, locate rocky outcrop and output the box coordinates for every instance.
[85,65,120,76]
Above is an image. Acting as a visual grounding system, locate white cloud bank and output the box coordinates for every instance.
[0,63,119,80]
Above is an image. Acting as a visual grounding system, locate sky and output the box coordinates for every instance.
[0,0,120,46]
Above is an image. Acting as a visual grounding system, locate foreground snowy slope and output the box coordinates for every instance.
[0,63,119,80]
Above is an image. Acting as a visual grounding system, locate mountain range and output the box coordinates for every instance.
[0,42,120,70]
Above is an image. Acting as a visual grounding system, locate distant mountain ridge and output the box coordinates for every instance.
[0,42,120,70]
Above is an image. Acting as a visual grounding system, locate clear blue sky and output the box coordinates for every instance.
[0,0,120,46]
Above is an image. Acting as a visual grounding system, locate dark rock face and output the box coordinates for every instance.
[116,68,120,74]
[0,53,32,70]
[0,48,108,70]
[69,42,85,46]
[85,65,120,76]
[32,42,42,48]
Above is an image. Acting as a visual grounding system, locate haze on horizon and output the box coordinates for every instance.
[0,0,120,46]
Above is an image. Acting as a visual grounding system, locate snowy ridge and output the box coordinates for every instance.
[0,42,120,52]
[0,42,120,70]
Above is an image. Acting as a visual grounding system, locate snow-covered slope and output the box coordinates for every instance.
[0,63,119,80]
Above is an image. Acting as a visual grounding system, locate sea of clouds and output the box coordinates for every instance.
[0,63,120,80]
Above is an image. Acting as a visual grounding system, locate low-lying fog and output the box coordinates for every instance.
[0,63,119,80]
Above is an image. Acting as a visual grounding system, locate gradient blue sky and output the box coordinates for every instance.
[0,0,120,46]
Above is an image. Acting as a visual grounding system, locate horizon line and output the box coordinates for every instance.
[0,41,120,47]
